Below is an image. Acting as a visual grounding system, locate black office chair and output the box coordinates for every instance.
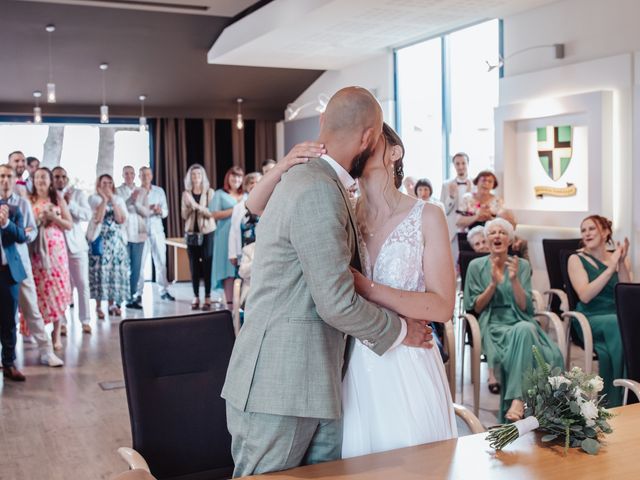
[615,283,640,405]
[558,249,596,372]
[542,238,582,314]
[119,311,235,480]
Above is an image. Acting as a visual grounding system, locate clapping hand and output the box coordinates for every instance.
[0,204,9,225]
[490,256,503,286]
[448,182,457,198]
[617,237,630,265]
[63,188,73,203]
[506,256,519,281]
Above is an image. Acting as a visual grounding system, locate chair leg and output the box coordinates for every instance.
[459,317,467,406]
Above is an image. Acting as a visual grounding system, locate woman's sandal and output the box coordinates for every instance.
[191,298,201,310]
[201,298,212,311]
[488,382,501,394]
[505,404,525,422]
[96,309,105,320]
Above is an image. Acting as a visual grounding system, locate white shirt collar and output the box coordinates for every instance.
[321,154,356,190]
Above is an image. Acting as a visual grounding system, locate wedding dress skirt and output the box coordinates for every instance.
[342,200,457,458]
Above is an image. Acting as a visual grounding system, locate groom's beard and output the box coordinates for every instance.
[348,145,374,179]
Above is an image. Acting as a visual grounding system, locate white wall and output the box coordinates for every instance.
[288,52,395,123]
[502,0,639,289]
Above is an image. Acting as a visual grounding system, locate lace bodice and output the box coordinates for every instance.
[360,200,426,293]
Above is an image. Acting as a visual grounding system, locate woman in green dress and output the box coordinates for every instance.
[567,215,633,407]
[464,218,564,422]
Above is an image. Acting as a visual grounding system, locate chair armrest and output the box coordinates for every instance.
[561,311,593,373]
[544,288,569,312]
[453,403,485,434]
[117,447,151,473]
[532,289,545,313]
[534,311,567,363]
[232,278,242,336]
[613,379,640,405]
[443,318,456,399]
[463,313,482,417]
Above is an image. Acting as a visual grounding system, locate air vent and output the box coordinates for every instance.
[73,0,209,12]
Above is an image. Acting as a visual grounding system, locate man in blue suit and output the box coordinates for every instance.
[0,164,27,381]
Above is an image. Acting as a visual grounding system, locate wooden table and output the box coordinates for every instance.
[165,237,190,282]
[245,403,640,479]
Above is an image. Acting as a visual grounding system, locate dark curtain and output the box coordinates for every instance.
[151,117,274,279]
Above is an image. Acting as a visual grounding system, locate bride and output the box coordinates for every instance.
[245,123,457,457]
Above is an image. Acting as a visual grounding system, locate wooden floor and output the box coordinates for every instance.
[0,283,588,480]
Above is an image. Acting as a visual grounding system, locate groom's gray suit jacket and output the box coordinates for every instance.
[221,157,401,420]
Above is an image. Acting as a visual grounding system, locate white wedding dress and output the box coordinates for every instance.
[342,200,457,458]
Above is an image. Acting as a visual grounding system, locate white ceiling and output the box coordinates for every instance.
[18,0,259,17]
[208,0,560,70]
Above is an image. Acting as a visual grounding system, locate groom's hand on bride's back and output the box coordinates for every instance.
[402,319,434,349]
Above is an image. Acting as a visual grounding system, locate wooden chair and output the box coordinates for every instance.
[453,403,485,434]
[232,278,242,335]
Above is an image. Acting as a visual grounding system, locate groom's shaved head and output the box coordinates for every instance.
[322,87,382,136]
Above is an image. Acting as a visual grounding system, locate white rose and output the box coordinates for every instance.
[573,387,586,400]
[549,376,571,389]
[588,377,604,393]
[586,419,596,427]
[579,400,599,421]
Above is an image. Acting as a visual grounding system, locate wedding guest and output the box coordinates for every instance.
[414,178,433,201]
[181,164,216,310]
[137,167,174,301]
[228,172,261,267]
[29,167,73,350]
[402,176,417,198]
[498,208,529,261]
[211,166,244,307]
[52,166,92,334]
[8,151,29,197]
[466,225,489,253]
[2,164,63,367]
[464,218,563,422]
[0,166,28,381]
[89,174,129,318]
[261,159,276,175]
[441,153,473,262]
[116,165,148,310]
[457,169,503,231]
[25,156,40,194]
[567,215,633,407]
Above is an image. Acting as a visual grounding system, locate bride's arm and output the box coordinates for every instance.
[246,142,326,215]
[354,203,456,323]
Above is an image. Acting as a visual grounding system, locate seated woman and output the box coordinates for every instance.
[464,218,564,422]
[456,169,503,231]
[466,225,489,253]
[567,214,633,407]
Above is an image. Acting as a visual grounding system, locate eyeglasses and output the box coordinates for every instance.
[53,175,67,179]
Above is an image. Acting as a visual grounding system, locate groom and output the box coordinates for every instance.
[222,86,434,477]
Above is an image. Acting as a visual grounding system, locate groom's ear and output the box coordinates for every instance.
[360,127,375,152]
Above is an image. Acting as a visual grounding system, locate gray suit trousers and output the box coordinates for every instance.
[226,402,342,478]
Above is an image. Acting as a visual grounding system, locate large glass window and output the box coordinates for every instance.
[395,19,500,197]
[395,37,443,192]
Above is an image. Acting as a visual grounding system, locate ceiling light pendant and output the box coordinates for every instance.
[99,63,109,124]
[33,91,43,124]
[45,24,56,103]
[236,98,244,130]
[138,94,147,132]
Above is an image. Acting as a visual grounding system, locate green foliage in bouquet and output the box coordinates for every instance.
[487,346,614,455]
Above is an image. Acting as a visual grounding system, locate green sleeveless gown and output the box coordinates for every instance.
[574,253,624,407]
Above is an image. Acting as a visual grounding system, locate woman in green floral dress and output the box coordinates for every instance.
[88,174,130,318]
[464,218,564,422]
[568,215,633,407]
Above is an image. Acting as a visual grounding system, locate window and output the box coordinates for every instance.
[395,19,500,197]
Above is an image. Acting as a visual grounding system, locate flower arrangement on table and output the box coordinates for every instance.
[487,346,614,455]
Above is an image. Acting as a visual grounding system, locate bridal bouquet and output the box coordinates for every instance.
[486,346,614,455]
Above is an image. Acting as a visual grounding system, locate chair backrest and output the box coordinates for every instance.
[615,283,640,403]
[457,232,473,254]
[458,251,489,292]
[542,238,582,311]
[558,249,580,311]
[120,312,235,480]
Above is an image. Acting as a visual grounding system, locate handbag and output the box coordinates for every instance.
[185,232,204,247]
[91,235,104,256]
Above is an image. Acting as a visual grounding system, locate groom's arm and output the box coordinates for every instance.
[289,179,401,356]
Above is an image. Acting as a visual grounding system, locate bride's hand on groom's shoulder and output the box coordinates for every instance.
[402,319,435,349]
[279,142,327,172]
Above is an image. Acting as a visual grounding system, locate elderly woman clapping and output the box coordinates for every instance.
[463,218,563,422]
